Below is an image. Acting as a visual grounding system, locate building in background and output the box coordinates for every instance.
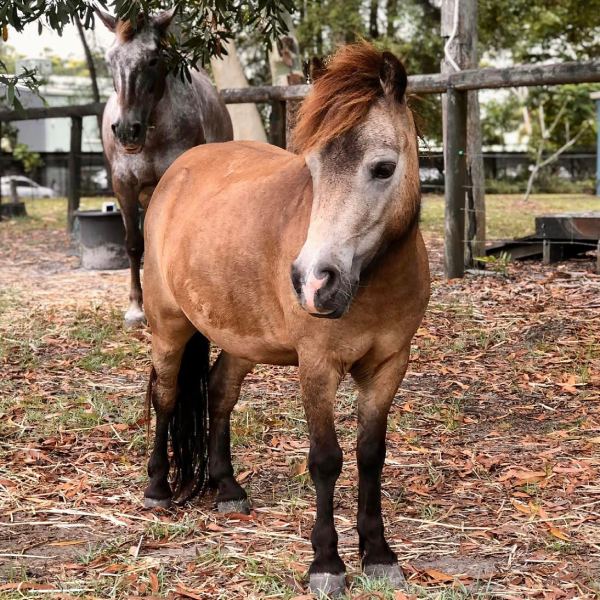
[1,58,111,195]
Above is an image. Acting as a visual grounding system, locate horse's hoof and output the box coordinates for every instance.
[143,496,171,509]
[217,499,251,515]
[363,563,407,589]
[308,572,346,598]
[124,308,146,328]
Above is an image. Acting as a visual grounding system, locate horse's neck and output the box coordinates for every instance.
[157,75,195,118]
[154,73,200,133]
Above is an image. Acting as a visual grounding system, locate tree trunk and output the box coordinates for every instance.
[75,15,100,104]
[370,0,380,38]
[269,10,303,86]
[386,0,398,37]
[75,14,112,192]
[210,40,267,142]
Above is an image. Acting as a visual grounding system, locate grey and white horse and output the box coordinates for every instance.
[97,9,233,326]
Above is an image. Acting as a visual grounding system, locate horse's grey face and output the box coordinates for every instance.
[291,81,418,319]
[98,9,175,153]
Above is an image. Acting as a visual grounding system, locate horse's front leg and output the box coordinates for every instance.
[351,348,411,590]
[299,356,346,598]
[115,184,145,327]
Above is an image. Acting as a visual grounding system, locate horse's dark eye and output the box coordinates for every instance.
[372,162,396,180]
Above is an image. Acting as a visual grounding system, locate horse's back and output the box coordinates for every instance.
[189,69,234,143]
[150,141,303,213]
[147,140,308,262]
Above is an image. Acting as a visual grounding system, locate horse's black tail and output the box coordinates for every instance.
[169,331,210,503]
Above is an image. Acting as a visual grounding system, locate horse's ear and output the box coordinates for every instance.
[95,8,117,32]
[153,7,177,34]
[380,51,407,103]
[304,57,326,83]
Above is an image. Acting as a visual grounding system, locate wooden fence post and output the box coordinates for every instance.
[269,100,287,149]
[67,115,82,232]
[442,0,486,272]
[285,100,301,152]
[444,88,468,279]
[0,121,3,216]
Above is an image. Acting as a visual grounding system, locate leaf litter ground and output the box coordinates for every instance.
[0,197,599,599]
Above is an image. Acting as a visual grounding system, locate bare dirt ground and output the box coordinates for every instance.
[0,205,599,599]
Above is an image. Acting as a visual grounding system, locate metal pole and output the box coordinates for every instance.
[444,87,468,279]
[68,116,82,232]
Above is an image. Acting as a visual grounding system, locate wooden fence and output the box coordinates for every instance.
[1,59,599,276]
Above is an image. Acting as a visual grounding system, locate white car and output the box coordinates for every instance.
[0,175,56,199]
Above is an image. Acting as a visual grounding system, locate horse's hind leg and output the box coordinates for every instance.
[351,348,411,590]
[208,351,254,514]
[144,319,196,508]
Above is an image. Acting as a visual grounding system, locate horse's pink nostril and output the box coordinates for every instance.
[303,271,329,313]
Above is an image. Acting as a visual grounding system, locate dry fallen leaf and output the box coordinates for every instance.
[424,568,455,582]
[548,526,570,541]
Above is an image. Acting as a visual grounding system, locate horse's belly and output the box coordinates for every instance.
[176,285,298,366]
[192,320,298,366]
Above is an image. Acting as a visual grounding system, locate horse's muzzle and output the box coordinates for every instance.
[112,119,146,153]
[291,261,356,319]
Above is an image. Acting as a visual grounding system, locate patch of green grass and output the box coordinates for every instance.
[346,574,397,598]
[70,307,147,372]
[10,197,108,232]
[0,304,56,368]
[145,515,198,541]
[423,398,464,432]
[193,550,299,599]
[421,193,600,240]
[544,539,574,554]
[420,503,440,521]
[231,406,268,447]
[70,307,121,343]
[389,411,416,432]
[78,536,127,565]
[475,252,511,274]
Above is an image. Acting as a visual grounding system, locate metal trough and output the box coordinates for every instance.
[487,211,600,265]
[75,209,128,270]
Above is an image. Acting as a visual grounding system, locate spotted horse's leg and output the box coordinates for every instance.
[115,182,145,328]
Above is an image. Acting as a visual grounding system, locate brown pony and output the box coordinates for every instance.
[143,43,429,598]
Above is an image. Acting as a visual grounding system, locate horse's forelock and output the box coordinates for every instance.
[115,14,151,43]
[293,42,407,154]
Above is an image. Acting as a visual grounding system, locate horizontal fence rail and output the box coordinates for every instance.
[1,60,599,121]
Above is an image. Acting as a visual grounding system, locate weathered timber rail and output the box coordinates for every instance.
[1,59,599,271]
[1,60,598,121]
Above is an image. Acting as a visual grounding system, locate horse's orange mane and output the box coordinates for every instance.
[115,16,145,42]
[115,19,135,42]
[293,42,392,154]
